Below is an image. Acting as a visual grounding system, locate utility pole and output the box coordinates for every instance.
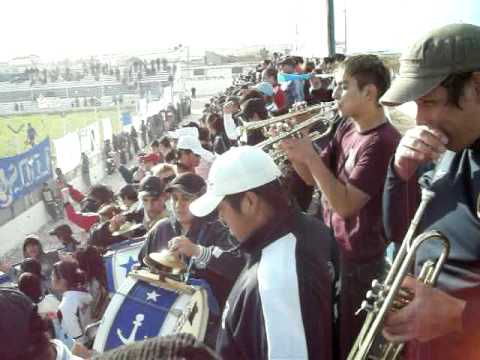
[326,0,336,56]
[344,0,347,54]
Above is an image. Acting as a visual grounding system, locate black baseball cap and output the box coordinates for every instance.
[165,173,206,195]
[49,224,72,237]
[278,56,297,66]
[139,176,166,198]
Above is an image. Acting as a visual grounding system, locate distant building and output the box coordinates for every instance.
[9,55,42,72]
[181,63,256,96]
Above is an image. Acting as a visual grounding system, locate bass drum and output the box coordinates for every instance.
[103,239,144,293]
[93,274,210,353]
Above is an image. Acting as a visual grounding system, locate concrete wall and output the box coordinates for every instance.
[0,152,107,254]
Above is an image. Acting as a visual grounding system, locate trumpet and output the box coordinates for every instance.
[237,101,336,138]
[268,130,327,163]
[347,187,450,360]
[255,102,338,151]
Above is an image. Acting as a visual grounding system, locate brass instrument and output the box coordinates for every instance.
[477,193,480,219]
[269,130,325,163]
[347,188,450,360]
[255,102,337,151]
[237,101,336,139]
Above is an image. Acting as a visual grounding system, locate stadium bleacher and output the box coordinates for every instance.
[0,71,170,114]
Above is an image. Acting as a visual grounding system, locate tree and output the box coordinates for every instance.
[259,47,269,60]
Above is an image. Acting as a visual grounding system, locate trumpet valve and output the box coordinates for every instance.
[355,300,375,316]
[371,279,386,292]
[366,290,384,302]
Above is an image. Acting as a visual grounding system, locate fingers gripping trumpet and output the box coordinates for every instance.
[347,187,450,360]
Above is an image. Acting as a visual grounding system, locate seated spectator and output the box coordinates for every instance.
[20,257,52,294]
[151,163,177,184]
[51,260,94,345]
[118,184,139,211]
[138,173,244,310]
[254,82,277,113]
[94,333,218,360]
[198,127,213,152]
[238,89,263,106]
[149,139,163,160]
[110,175,169,234]
[62,184,114,232]
[18,272,79,351]
[18,272,47,304]
[206,113,231,155]
[0,235,60,287]
[278,56,306,106]
[176,135,215,178]
[0,288,85,360]
[74,246,109,322]
[165,149,178,164]
[237,98,269,145]
[158,135,173,157]
[133,152,160,182]
[89,204,126,249]
[49,224,80,253]
[308,69,334,104]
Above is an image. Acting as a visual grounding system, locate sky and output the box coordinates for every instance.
[1,0,479,62]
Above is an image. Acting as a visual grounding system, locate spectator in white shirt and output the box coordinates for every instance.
[51,260,93,345]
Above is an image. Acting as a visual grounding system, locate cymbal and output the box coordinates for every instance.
[112,222,144,237]
[146,249,186,273]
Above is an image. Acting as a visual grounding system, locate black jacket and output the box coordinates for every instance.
[212,133,231,155]
[138,215,245,308]
[383,143,480,359]
[89,221,127,249]
[216,209,333,360]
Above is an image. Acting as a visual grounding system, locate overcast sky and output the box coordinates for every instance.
[1,0,478,61]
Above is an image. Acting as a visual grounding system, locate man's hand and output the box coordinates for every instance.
[109,214,127,231]
[223,101,236,114]
[61,188,70,204]
[279,136,317,164]
[0,261,13,273]
[168,236,200,258]
[394,126,448,181]
[58,252,74,262]
[383,277,465,343]
[71,341,94,358]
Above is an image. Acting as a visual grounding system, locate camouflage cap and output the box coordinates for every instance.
[381,23,480,106]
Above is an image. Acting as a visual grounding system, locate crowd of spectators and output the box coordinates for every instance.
[9,57,175,87]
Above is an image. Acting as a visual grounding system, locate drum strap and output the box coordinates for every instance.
[185,227,207,283]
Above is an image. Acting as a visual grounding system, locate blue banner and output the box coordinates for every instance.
[0,138,53,208]
[121,112,132,126]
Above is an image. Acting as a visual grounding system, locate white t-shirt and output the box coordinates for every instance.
[52,339,82,360]
[224,113,241,141]
[58,290,93,343]
[195,158,212,180]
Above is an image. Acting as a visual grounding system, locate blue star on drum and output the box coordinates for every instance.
[120,256,138,275]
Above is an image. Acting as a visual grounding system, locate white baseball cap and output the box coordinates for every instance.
[177,135,215,162]
[189,146,281,217]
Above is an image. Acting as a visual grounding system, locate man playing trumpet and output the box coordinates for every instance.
[381,23,480,359]
[281,54,401,359]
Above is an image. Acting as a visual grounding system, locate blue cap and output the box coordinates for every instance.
[254,82,274,97]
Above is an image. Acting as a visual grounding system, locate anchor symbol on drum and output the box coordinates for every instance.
[117,313,145,345]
